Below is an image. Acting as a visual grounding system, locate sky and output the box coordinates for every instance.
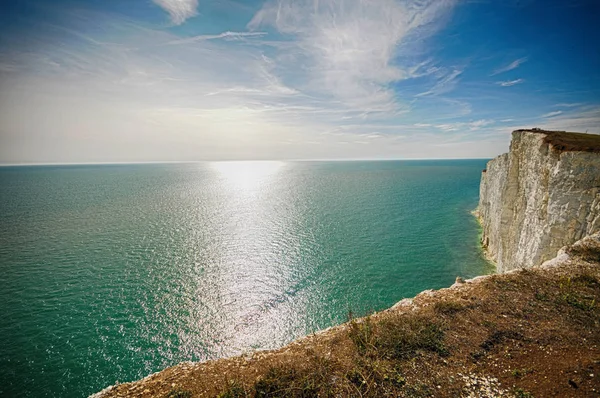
[0,0,599,163]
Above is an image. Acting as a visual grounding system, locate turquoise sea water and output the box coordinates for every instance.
[0,160,493,397]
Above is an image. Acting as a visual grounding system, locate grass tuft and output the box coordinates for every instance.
[511,368,533,378]
[166,388,193,398]
[572,273,600,287]
[253,356,333,398]
[567,243,600,262]
[373,315,448,359]
[559,276,597,311]
[480,330,524,352]
[434,300,466,315]
[512,387,535,397]
[348,314,376,355]
[217,380,247,398]
[533,290,549,301]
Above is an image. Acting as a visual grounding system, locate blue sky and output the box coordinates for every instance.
[0,0,598,163]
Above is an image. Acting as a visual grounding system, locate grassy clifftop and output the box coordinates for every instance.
[94,235,600,398]
[515,129,600,153]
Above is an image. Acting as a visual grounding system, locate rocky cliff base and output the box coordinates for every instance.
[94,234,600,398]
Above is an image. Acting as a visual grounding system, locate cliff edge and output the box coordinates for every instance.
[478,129,600,272]
[92,234,600,397]
[90,129,600,397]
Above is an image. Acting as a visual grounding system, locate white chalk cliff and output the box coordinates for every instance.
[478,129,600,272]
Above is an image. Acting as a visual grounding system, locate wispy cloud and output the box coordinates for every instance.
[492,57,528,75]
[497,78,524,87]
[248,0,457,112]
[535,106,600,133]
[469,119,494,129]
[4,0,596,163]
[167,31,267,45]
[416,68,462,97]
[554,103,581,108]
[153,0,198,25]
[541,110,562,118]
[434,119,494,132]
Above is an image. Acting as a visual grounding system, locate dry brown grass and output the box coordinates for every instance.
[96,245,600,398]
[515,129,600,153]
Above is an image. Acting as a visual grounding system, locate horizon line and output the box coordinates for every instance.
[0,158,495,167]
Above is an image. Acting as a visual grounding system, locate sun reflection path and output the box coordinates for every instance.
[199,160,301,355]
[210,161,285,193]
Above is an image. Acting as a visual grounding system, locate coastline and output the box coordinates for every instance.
[90,205,498,397]
[92,204,501,397]
[91,129,600,396]
[92,233,600,397]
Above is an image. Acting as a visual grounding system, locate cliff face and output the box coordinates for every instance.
[479,129,600,272]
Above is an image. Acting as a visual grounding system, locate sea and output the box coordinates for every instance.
[0,160,494,397]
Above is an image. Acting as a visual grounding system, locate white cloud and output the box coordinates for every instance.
[434,119,494,132]
[554,103,581,108]
[468,119,494,129]
[153,0,198,25]
[541,110,562,118]
[359,133,384,139]
[167,31,267,45]
[492,57,528,75]
[497,78,524,87]
[416,68,462,97]
[248,0,456,112]
[534,107,600,134]
[0,1,527,163]
[435,123,460,131]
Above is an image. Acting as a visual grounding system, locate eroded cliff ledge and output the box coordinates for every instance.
[478,129,600,273]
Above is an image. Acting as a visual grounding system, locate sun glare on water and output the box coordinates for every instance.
[202,160,294,352]
[210,161,285,192]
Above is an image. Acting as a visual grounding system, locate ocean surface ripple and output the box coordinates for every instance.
[0,160,493,397]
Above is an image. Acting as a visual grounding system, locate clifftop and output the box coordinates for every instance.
[514,129,600,153]
[92,234,600,398]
